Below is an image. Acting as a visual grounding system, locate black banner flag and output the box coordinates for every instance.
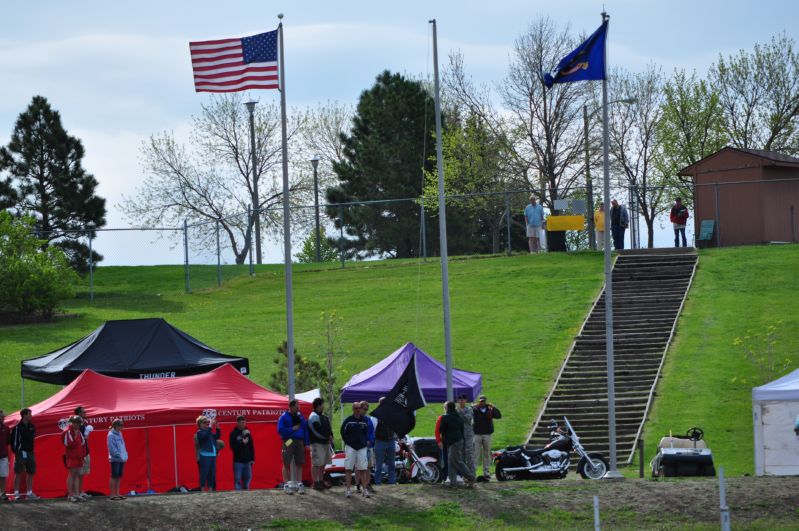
[371,355,427,437]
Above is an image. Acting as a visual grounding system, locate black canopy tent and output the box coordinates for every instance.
[21,318,250,385]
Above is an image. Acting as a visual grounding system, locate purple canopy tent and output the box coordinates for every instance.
[340,342,482,403]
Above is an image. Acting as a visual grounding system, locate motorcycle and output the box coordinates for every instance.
[493,417,609,481]
[324,436,440,485]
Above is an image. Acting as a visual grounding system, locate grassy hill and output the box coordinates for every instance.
[0,253,603,448]
[2,245,796,477]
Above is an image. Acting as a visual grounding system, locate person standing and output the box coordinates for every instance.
[62,416,87,503]
[74,406,93,499]
[670,197,690,248]
[0,410,10,501]
[524,195,545,254]
[434,405,448,481]
[360,401,378,490]
[195,415,221,492]
[610,199,629,251]
[107,419,128,501]
[340,403,374,498]
[456,395,475,477]
[229,415,255,491]
[439,401,476,487]
[277,400,309,495]
[594,202,606,249]
[11,408,38,501]
[307,398,334,491]
[472,396,502,481]
[372,397,397,486]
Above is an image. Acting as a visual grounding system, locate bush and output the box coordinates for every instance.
[0,212,77,319]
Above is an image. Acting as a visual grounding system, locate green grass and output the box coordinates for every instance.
[643,244,799,476]
[0,252,603,448]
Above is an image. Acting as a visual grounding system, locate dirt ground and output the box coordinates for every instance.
[2,476,798,530]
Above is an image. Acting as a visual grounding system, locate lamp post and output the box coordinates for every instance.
[584,98,636,250]
[311,156,321,263]
[244,100,261,265]
[86,221,96,302]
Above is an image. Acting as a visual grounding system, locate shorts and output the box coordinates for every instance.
[80,453,91,475]
[110,461,125,479]
[13,451,36,475]
[526,225,541,238]
[0,457,8,477]
[65,456,84,470]
[344,446,368,471]
[310,443,333,467]
[281,439,305,466]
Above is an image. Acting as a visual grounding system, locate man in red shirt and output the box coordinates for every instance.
[0,410,10,501]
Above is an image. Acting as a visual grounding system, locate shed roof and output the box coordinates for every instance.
[678,146,799,176]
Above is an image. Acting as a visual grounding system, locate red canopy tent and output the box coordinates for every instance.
[3,364,311,498]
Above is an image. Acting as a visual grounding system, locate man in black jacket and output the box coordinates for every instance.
[229,415,255,490]
[472,396,502,481]
[340,403,374,498]
[439,401,476,487]
[11,408,38,500]
[308,398,334,490]
[372,397,398,486]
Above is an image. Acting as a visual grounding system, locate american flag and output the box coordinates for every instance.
[190,30,279,93]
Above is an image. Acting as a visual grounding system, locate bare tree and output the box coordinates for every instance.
[607,65,669,248]
[120,94,309,264]
[710,33,799,154]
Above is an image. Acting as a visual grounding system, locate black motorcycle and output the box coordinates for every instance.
[494,417,609,480]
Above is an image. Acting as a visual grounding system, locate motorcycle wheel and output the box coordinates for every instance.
[495,464,509,482]
[417,463,440,484]
[578,453,609,480]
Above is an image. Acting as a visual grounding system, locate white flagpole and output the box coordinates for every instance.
[277,15,296,400]
[430,19,454,402]
[601,11,622,479]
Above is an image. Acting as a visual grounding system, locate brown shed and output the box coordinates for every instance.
[679,147,799,247]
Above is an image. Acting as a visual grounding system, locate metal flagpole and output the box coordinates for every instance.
[278,15,296,400]
[601,11,622,479]
[430,19,454,401]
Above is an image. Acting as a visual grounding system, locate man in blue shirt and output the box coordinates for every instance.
[524,195,545,254]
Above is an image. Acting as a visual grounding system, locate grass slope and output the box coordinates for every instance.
[642,245,799,476]
[0,253,603,448]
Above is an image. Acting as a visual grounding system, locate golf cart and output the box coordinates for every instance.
[650,427,716,477]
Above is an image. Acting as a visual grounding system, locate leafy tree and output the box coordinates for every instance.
[327,71,436,258]
[269,341,327,395]
[295,226,339,263]
[656,70,728,202]
[0,96,106,272]
[0,212,77,319]
[710,33,799,154]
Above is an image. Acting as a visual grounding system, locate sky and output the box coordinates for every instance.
[1,0,798,264]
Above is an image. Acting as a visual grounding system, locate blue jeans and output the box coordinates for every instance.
[373,440,396,485]
[233,462,252,490]
[198,455,216,490]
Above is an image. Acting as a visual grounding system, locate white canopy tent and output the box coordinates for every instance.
[752,368,799,476]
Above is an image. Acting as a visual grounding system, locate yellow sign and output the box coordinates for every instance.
[546,215,585,231]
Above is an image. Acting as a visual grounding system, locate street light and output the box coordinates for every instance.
[584,98,637,250]
[310,156,321,263]
[244,99,261,265]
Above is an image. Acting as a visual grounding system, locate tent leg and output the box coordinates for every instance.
[21,377,24,410]
[172,425,179,488]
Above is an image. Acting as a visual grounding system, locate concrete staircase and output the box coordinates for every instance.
[527,248,698,463]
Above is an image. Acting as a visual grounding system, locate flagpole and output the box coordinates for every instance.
[430,19,454,402]
[600,11,622,479]
[277,14,296,400]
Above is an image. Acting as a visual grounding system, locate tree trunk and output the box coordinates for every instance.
[646,216,655,248]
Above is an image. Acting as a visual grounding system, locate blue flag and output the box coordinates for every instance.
[544,20,608,88]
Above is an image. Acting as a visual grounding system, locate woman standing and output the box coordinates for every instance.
[195,416,221,491]
[62,416,87,502]
[107,419,128,500]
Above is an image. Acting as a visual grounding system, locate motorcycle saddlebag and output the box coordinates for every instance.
[496,446,526,468]
[413,438,441,459]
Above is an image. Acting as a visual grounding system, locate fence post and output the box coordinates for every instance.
[505,193,512,256]
[714,183,721,248]
[216,219,222,287]
[338,204,345,269]
[719,466,731,531]
[791,205,796,243]
[593,495,601,531]
[248,205,254,276]
[183,218,190,294]
[87,228,94,302]
[638,438,644,478]
[420,199,427,260]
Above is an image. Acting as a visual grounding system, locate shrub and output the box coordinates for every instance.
[0,212,77,319]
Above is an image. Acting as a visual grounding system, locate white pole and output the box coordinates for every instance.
[593,495,601,531]
[278,16,296,400]
[719,466,731,531]
[601,11,621,479]
[430,19,454,402]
